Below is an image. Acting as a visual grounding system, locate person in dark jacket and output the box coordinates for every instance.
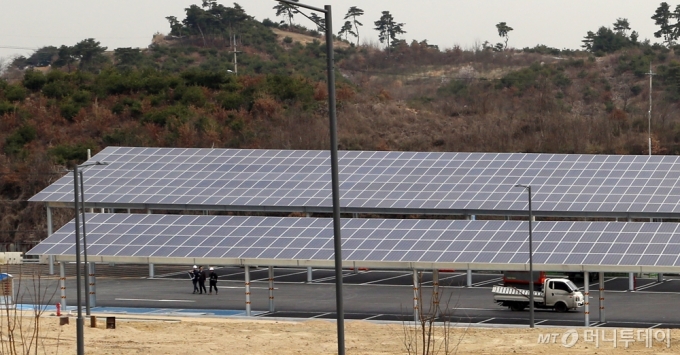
[198,266,208,294]
[209,267,218,295]
[189,265,199,294]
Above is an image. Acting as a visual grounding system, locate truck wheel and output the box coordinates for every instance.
[554,302,568,313]
[509,303,526,311]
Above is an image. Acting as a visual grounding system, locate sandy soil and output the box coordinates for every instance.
[2,313,677,354]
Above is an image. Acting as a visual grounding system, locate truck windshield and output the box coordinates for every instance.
[565,280,579,292]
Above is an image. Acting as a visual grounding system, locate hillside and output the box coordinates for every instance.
[1,3,680,247]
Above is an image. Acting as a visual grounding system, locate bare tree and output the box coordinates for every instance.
[402,271,467,355]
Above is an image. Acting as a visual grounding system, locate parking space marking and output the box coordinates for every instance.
[635,280,669,291]
[252,270,307,282]
[115,298,196,302]
[476,318,495,324]
[311,312,332,319]
[471,277,502,287]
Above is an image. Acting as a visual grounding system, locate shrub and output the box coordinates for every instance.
[218,92,245,110]
[4,85,27,102]
[142,105,189,126]
[60,101,81,121]
[71,90,92,105]
[4,125,36,155]
[283,36,293,44]
[23,69,47,91]
[42,81,72,99]
[180,86,207,107]
[181,68,229,89]
[0,101,15,116]
[49,143,94,165]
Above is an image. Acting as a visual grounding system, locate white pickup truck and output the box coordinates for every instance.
[492,278,584,313]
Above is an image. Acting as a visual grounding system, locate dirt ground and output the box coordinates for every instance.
[3,313,678,354]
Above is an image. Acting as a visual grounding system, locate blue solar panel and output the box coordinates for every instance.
[26,147,680,217]
[27,215,680,270]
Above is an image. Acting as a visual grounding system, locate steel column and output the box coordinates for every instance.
[245,266,251,316]
[466,269,472,287]
[59,262,66,310]
[307,267,313,283]
[149,264,155,278]
[88,263,96,308]
[47,206,54,275]
[599,271,605,323]
[432,269,440,317]
[628,272,635,291]
[413,270,419,322]
[584,271,589,327]
[268,266,275,312]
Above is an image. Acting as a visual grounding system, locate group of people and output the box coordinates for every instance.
[189,265,219,294]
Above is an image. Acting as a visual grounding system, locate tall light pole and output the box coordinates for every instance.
[275,1,344,353]
[647,62,655,156]
[515,184,535,328]
[79,163,107,315]
[73,161,107,355]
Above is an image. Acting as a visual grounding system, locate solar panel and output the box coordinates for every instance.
[28,147,680,217]
[26,214,680,270]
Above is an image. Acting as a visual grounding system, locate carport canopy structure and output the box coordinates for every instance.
[27,213,680,273]
[28,147,680,219]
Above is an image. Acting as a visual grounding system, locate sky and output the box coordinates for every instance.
[0,0,667,63]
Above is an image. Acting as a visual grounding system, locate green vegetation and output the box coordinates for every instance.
[5,1,680,245]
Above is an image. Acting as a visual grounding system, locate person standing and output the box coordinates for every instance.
[209,267,218,295]
[189,265,199,294]
[198,266,208,294]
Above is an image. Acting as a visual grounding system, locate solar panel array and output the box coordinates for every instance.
[27,214,680,269]
[29,147,680,216]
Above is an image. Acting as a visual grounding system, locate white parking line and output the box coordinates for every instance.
[471,277,503,287]
[362,273,410,285]
[115,298,195,302]
[477,317,495,324]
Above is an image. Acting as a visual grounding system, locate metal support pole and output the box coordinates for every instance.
[466,269,472,287]
[149,264,155,278]
[584,271,590,327]
[432,269,440,317]
[73,166,84,355]
[628,272,635,291]
[412,270,419,322]
[658,273,664,282]
[268,266,275,312]
[245,265,251,317]
[307,267,313,283]
[599,271,605,323]
[79,171,91,317]
[47,206,54,275]
[88,262,96,308]
[59,262,66,310]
